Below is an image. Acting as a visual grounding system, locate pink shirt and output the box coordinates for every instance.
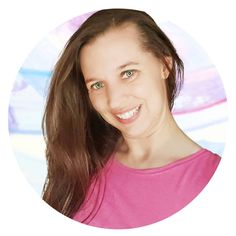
[73,148,221,229]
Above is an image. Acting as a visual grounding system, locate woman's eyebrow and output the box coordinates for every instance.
[117,61,139,70]
[84,62,140,83]
[85,78,97,84]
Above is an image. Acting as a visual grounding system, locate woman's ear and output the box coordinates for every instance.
[161,56,173,79]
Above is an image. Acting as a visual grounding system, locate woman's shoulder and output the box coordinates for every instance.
[176,147,221,168]
[197,148,221,161]
[181,148,221,178]
[198,148,221,166]
[173,141,221,167]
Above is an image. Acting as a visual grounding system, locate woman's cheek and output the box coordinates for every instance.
[90,94,106,113]
[131,82,151,98]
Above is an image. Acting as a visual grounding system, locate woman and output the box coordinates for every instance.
[42,8,221,229]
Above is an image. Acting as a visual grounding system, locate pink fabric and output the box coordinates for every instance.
[73,148,221,229]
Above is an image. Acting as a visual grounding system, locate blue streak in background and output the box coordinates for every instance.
[19,68,52,77]
[18,68,51,97]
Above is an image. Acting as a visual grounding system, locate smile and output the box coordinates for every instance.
[116,105,141,120]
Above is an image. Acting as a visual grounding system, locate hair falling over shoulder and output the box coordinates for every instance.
[42,8,184,219]
[41,20,121,217]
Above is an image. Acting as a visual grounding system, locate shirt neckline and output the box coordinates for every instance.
[110,148,208,174]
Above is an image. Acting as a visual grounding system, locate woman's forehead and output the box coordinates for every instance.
[79,25,146,70]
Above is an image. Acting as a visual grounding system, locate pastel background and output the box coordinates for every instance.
[8,11,227,195]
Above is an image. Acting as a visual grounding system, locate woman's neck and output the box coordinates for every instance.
[115,113,201,168]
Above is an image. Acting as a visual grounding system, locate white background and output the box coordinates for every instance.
[0,0,235,235]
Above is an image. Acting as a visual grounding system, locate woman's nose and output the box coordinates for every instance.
[106,83,126,110]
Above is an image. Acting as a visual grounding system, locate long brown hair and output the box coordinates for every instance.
[42,8,184,219]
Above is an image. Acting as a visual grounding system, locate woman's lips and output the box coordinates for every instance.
[114,105,141,124]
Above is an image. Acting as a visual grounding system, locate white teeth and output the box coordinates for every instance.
[116,106,140,120]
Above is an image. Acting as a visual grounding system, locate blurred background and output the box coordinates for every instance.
[8,11,227,195]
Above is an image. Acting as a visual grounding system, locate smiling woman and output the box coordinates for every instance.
[42,8,221,229]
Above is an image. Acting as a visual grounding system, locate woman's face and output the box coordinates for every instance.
[80,24,170,139]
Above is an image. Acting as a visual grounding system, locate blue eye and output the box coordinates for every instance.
[91,81,104,90]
